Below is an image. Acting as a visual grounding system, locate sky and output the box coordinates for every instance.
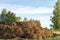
[0,0,57,28]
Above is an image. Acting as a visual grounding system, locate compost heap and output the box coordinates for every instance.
[0,21,53,39]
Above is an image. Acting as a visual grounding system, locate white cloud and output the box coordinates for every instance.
[15,7,53,14]
[0,4,53,14]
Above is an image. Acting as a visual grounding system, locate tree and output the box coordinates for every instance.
[29,19,41,26]
[0,9,7,24]
[1,9,7,15]
[24,17,28,21]
[16,17,21,22]
[0,9,21,24]
[51,0,60,30]
[5,11,21,24]
[5,11,16,24]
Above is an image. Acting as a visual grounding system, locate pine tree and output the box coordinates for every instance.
[0,9,7,24]
[51,0,60,30]
[0,9,21,24]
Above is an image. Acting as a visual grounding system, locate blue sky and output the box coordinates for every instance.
[0,0,57,28]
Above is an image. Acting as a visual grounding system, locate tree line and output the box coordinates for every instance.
[0,9,41,26]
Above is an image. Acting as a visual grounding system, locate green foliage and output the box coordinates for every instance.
[0,9,21,24]
[29,19,41,26]
[16,17,21,22]
[51,0,60,30]
[24,17,28,21]
[0,9,7,24]
[1,9,7,15]
[5,11,16,24]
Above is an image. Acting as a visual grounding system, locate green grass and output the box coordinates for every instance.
[53,31,60,34]
[44,38,60,40]
[0,38,60,40]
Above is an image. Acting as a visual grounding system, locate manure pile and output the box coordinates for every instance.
[0,21,53,39]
